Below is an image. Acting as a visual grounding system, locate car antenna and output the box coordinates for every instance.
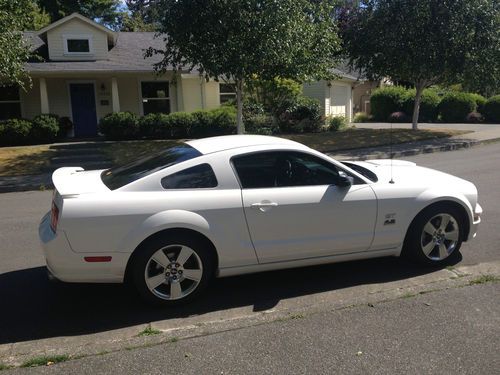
[389,121,395,184]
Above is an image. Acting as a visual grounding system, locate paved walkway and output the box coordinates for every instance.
[1,123,499,193]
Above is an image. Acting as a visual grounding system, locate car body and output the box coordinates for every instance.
[39,135,482,304]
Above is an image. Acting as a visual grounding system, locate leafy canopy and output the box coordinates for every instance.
[149,0,341,83]
[0,0,34,88]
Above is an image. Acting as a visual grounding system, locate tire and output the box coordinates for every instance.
[131,234,215,306]
[402,205,464,266]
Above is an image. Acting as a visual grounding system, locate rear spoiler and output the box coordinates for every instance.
[51,167,84,197]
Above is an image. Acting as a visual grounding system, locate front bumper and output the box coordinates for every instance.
[39,212,127,283]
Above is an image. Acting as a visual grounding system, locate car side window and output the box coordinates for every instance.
[161,163,218,189]
[232,151,347,188]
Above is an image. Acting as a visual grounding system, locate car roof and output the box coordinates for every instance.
[186,134,307,155]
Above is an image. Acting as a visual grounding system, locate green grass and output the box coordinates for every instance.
[469,274,500,285]
[0,363,12,371]
[138,324,162,337]
[20,354,70,368]
[168,336,179,343]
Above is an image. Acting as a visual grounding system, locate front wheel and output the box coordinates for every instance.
[132,235,214,306]
[403,205,464,266]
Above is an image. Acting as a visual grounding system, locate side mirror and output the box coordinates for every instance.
[336,175,354,187]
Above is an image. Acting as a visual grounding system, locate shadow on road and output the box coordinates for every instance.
[0,255,460,344]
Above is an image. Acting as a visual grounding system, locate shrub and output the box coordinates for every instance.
[328,115,348,131]
[438,92,476,122]
[370,86,408,121]
[139,113,171,138]
[352,112,371,123]
[58,116,73,138]
[465,112,483,123]
[243,100,265,117]
[206,106,237,135]
[469,93,487,114]
[483,95,500,123]
[388,111,410,123]
[277,96,322,133]
[31,114,60,143]
[99,112,139,140]
[244,114,277,135]
[402,89,440,122]
[167,112,195,138]
[0,118,32,146]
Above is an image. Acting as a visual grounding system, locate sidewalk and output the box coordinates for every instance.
[1,123,500,193]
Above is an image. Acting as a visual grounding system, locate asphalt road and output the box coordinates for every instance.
[0,142,499,348]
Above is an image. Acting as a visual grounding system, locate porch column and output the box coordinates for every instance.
[111,77,120,112]
[39,77,49,114]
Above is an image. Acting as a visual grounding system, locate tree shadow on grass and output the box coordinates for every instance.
[0,254,461,344]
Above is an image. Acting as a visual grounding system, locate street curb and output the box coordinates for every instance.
[1,137,500,194]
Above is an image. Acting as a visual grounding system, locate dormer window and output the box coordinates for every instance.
[63,34,93,55]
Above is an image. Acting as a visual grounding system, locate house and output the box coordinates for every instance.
[1,13,235,137]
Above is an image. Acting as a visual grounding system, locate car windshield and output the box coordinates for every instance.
[101,144,202,190]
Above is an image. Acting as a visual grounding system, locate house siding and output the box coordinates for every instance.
[303,81,327,114]
[46,18,109,61]
[20,79,41,119]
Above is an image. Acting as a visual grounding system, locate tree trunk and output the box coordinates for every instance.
[236,79,244,134]
[412,83,424,130]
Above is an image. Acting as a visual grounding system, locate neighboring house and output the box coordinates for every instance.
[0,13,235,137]
[303,65,386,121]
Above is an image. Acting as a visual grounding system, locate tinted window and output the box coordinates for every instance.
[161,164,218,189]
[101,144,201,190]
[232,151,342,189]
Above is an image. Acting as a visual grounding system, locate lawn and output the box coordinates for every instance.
[0,128,468,176]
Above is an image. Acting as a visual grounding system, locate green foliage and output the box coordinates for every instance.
[277,96,322,133]
[28,2,51,30]
[402,89,441,122]
[352,112,372,123]
[468,93,487,113]
[31,114,59,142]
[148,0,342,133]
[0,118,32,146]
[123,0,161,31]
[21,354,70,368]
[244,114,277,135]
[246,77,302,113]
[37,0,121,28]
[341,0,499,128]
[439,92,476,122]
[483,95,500,123]
[138,112,170,138]
[0,0,34,88]
[99,111,139,140]
[328,116,348,131]
[164,112,193,138]
[370,86,407,121]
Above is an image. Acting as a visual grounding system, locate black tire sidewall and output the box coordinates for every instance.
[132,234,214,306]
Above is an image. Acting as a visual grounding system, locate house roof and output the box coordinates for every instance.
[333,62,368,82]
[25,32,184,73]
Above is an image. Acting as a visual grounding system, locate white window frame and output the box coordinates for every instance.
[0,86,22,120]
[63,34,94,55]
[139,80,171,116]
[219,83,236,105]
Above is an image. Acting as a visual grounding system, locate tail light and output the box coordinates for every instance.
[50,201,59,232]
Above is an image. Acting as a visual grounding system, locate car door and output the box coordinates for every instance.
[232,151,377,263]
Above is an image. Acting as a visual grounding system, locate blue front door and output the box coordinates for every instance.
[70,83,98,137]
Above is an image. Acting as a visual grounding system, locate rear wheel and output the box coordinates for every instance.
[132,235,214,306]
[403,205,463,266]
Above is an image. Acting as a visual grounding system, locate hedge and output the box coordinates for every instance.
[469,93,487,114]
[483,95,500,123]
[438,92,476,122]
[99,112,140,140]
[402,89,440,122]
[370,86,407,121]
[327,115,347,131]
[276,96,322,133]
[0,119,32,146]
[0,115,65,146]
[31,114,60,143]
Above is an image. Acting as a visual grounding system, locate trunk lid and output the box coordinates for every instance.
[52,167,110,197]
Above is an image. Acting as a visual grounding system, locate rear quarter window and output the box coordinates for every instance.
[161,163,218,189]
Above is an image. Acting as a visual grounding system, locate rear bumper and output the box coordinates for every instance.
[39,212,128,283]
[467,203,482,241]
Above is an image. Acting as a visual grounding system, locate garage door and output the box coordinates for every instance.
[330,85,348,117]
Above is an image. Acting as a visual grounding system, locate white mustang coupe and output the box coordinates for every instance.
[39,135,482,305]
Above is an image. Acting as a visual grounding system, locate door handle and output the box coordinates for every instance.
[250,202,278,212]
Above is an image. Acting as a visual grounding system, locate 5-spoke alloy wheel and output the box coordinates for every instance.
[132,235,214,305]
[404,205,464,266]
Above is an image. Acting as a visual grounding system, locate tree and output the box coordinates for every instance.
[126,0,161,28]
[340,0,500,129]
[0,0,34,89]
[28,2,51,30]
[148,0,341,133]
[37,0,121,28]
